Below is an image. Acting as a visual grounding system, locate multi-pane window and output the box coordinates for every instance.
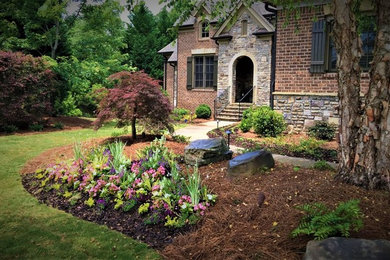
[201,21,209,38]
[194,56,214,88]
[328,22,375,71]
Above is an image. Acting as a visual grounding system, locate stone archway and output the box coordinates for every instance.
[234,56,254,103]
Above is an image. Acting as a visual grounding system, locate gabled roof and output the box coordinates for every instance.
[158,41,177,62]
[213,1,275,38]
[176,0,274,28]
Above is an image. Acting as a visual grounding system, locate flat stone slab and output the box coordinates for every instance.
[228,150,275,177]
[304,237,390,260]
[185,137,232,166]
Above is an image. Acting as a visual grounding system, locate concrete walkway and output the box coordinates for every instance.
[175,120,236,141]
[175,121,337,169]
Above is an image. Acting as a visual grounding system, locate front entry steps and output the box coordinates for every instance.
[215,103,253,121]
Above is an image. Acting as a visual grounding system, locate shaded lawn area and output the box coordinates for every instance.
[0,124,160,259]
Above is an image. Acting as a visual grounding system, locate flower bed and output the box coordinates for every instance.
[208,125,338,162]
[23,137,216,247]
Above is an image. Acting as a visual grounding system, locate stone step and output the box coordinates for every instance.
[216,115,241,121]
[219,112,242,117]
[222,108,248,113]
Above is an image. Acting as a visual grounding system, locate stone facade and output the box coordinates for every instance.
[217,9,272,106]
[274,93,339,131]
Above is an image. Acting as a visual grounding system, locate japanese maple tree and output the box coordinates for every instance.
[94,71,172,139]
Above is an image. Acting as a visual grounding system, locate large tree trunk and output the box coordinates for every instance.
[332,0,363,183]
[352,0,390,189]
[334,0,390,189]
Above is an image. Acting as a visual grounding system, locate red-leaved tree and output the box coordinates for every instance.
[94,71,172,139]
[0,51,57,129]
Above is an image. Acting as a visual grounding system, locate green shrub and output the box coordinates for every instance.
[313,160,334,171]
[172,134,190,143]
[239,108,253,132]
[292,199,363,240]
[291,138,325,159]
[195,104,211,119]
[53,122,64,130]
[308,121,337,141]
[172,108,190,121]
[251,106,286,137]
[29,124,44,132]
[1,125,18,133]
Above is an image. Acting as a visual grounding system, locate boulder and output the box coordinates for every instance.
[227,150,274,177]
[304,237,390,260]
[184,138,232,166]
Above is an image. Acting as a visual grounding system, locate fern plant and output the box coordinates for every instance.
[291,199,363,240]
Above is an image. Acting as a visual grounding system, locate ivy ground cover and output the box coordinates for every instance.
[23,137,216,248]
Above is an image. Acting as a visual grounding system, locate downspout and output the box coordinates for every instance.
[169,62,177,108]
[163,56,168,90]
[265,3,277,109]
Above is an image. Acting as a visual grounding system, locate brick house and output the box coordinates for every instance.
[158,0,374,131]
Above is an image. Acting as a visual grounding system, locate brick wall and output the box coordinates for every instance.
[165,61,174,105]
[176,20,218,116]
[275,6,370,94]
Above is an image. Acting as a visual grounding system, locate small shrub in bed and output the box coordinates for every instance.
[292,199,363,240]
[251,106,286,137]
[53,122,64,130]
[32,137,216,228]
[239,108,253,133]
[172,108,190,121]
[0,125,18,133]
[313,160,334,171]
[29,123,44,132]
[195,104,211,119]
[308,121,336,141]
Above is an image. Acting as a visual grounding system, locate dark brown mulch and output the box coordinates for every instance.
[21,139,390,259]
[208,127,339,163]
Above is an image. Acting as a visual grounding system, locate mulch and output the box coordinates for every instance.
[21,137,390,259]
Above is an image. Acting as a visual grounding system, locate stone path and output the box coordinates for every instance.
[175,120,338,169]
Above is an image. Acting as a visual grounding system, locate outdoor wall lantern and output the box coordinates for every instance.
[225,129,232,149]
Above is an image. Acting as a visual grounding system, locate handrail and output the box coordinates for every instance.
[238,86,255,120]
[213,86,231,120]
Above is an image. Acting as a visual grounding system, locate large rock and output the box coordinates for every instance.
[184,138,232,166]
[304,237,390,260]
[228,150,274,177]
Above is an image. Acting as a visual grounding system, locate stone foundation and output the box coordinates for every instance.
[273,93,339,132]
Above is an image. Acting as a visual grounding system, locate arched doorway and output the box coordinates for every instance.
[234,56,253,103]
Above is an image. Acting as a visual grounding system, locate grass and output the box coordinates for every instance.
[0,123,160,259]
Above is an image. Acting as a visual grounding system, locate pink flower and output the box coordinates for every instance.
[157,165,165,175]
[109,183,120,192]
[125,188,135,199]
[109,175,120,184]
[152,185,160,191]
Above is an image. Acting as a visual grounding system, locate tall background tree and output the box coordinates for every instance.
[125,1,176,79]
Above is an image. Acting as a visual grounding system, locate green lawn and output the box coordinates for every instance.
[0,124,161,259]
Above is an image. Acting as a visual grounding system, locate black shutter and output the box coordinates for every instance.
[186,57,192,90]
[213,55,218,89]
[310,20,326,73]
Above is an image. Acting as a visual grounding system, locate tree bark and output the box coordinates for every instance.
[332,0,363,184]
[132,116,137,140]
[351,0,390,189]
[51,20,60,59]
[334,0,390,189]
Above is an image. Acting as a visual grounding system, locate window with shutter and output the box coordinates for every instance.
[186,57,192,90]
[310,19,326,73]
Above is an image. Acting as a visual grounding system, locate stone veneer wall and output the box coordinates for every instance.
[217,9,272,106]
[273,93,339,131]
